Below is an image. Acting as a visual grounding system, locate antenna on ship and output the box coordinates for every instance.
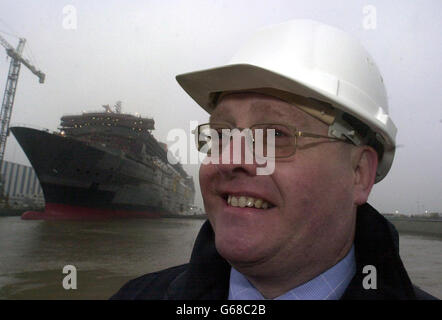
[102,104,113,113]
[114,101,122,114]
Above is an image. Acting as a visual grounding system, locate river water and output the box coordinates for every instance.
[0,216,440,299]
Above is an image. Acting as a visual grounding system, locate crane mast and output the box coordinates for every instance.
[0,34,45,201]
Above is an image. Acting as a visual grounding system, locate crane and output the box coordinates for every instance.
[0,33,45,201]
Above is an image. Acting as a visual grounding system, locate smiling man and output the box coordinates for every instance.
[200,92,361,299]
[111,20,436,300]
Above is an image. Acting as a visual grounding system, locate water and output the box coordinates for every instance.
[0,216,440,299]
[397,234,442,298]
[0,216,205,299]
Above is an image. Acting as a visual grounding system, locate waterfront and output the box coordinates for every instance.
[0,216,440,299]
[0,216,205,299]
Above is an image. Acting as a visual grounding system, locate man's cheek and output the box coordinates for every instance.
[199,169,211,198]
[199,162,215,181]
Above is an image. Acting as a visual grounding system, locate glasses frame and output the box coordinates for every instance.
[193,122,350,159]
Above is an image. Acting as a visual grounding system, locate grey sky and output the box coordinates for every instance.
[0,0,440,214]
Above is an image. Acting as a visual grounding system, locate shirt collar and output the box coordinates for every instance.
[228,245,356,300]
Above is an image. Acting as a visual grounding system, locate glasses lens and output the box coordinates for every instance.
[196,123,297,158]
[196,123,231,155]
[252,124,296,158]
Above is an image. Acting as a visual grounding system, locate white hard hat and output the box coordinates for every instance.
[176,19,397,182]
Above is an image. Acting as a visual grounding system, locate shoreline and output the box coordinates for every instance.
[0,208,207,220]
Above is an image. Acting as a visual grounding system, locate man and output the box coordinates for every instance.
[111,20,436,300]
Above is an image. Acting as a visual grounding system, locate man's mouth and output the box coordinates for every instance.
[224,194,275,209]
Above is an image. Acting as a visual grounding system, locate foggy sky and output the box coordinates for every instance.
[0,0,441,214]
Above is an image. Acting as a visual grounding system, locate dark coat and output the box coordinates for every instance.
[111,203,437,300]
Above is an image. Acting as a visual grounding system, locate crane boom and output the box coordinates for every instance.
[0,34,45,200]
[1,38,45,83]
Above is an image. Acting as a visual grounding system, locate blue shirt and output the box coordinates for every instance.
[228,245,356,300]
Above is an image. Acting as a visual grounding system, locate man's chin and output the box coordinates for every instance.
[214,233,266,266]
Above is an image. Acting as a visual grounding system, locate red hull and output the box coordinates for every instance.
[21,203,162,220]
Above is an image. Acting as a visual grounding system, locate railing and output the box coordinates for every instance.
[61,110,152,119]
[9,122,56,134]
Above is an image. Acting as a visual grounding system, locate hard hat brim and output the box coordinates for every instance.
[176,63,342,114]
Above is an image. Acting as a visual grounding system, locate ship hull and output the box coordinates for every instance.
[11,126,191,220]
[22,203,162,220]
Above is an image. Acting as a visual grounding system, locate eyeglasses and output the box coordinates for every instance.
[193,122,350,158]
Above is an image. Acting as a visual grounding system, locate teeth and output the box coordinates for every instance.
[226,195,272,209]
[238,196,246,208]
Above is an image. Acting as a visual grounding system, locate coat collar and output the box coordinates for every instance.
[165,220,230,299]
[341,203,416,299]
[166,203,416,299]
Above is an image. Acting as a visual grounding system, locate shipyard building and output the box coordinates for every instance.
[0,160,44,208]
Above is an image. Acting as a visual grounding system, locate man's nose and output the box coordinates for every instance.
[215,131,258,176]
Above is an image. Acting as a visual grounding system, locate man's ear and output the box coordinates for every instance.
[351,146,379,205]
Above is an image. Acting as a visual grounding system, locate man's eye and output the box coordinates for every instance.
[201,132,211,141]
[268,127,290,137]
[274,129,287,137]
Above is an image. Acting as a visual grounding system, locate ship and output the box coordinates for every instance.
[10,101,195,219]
